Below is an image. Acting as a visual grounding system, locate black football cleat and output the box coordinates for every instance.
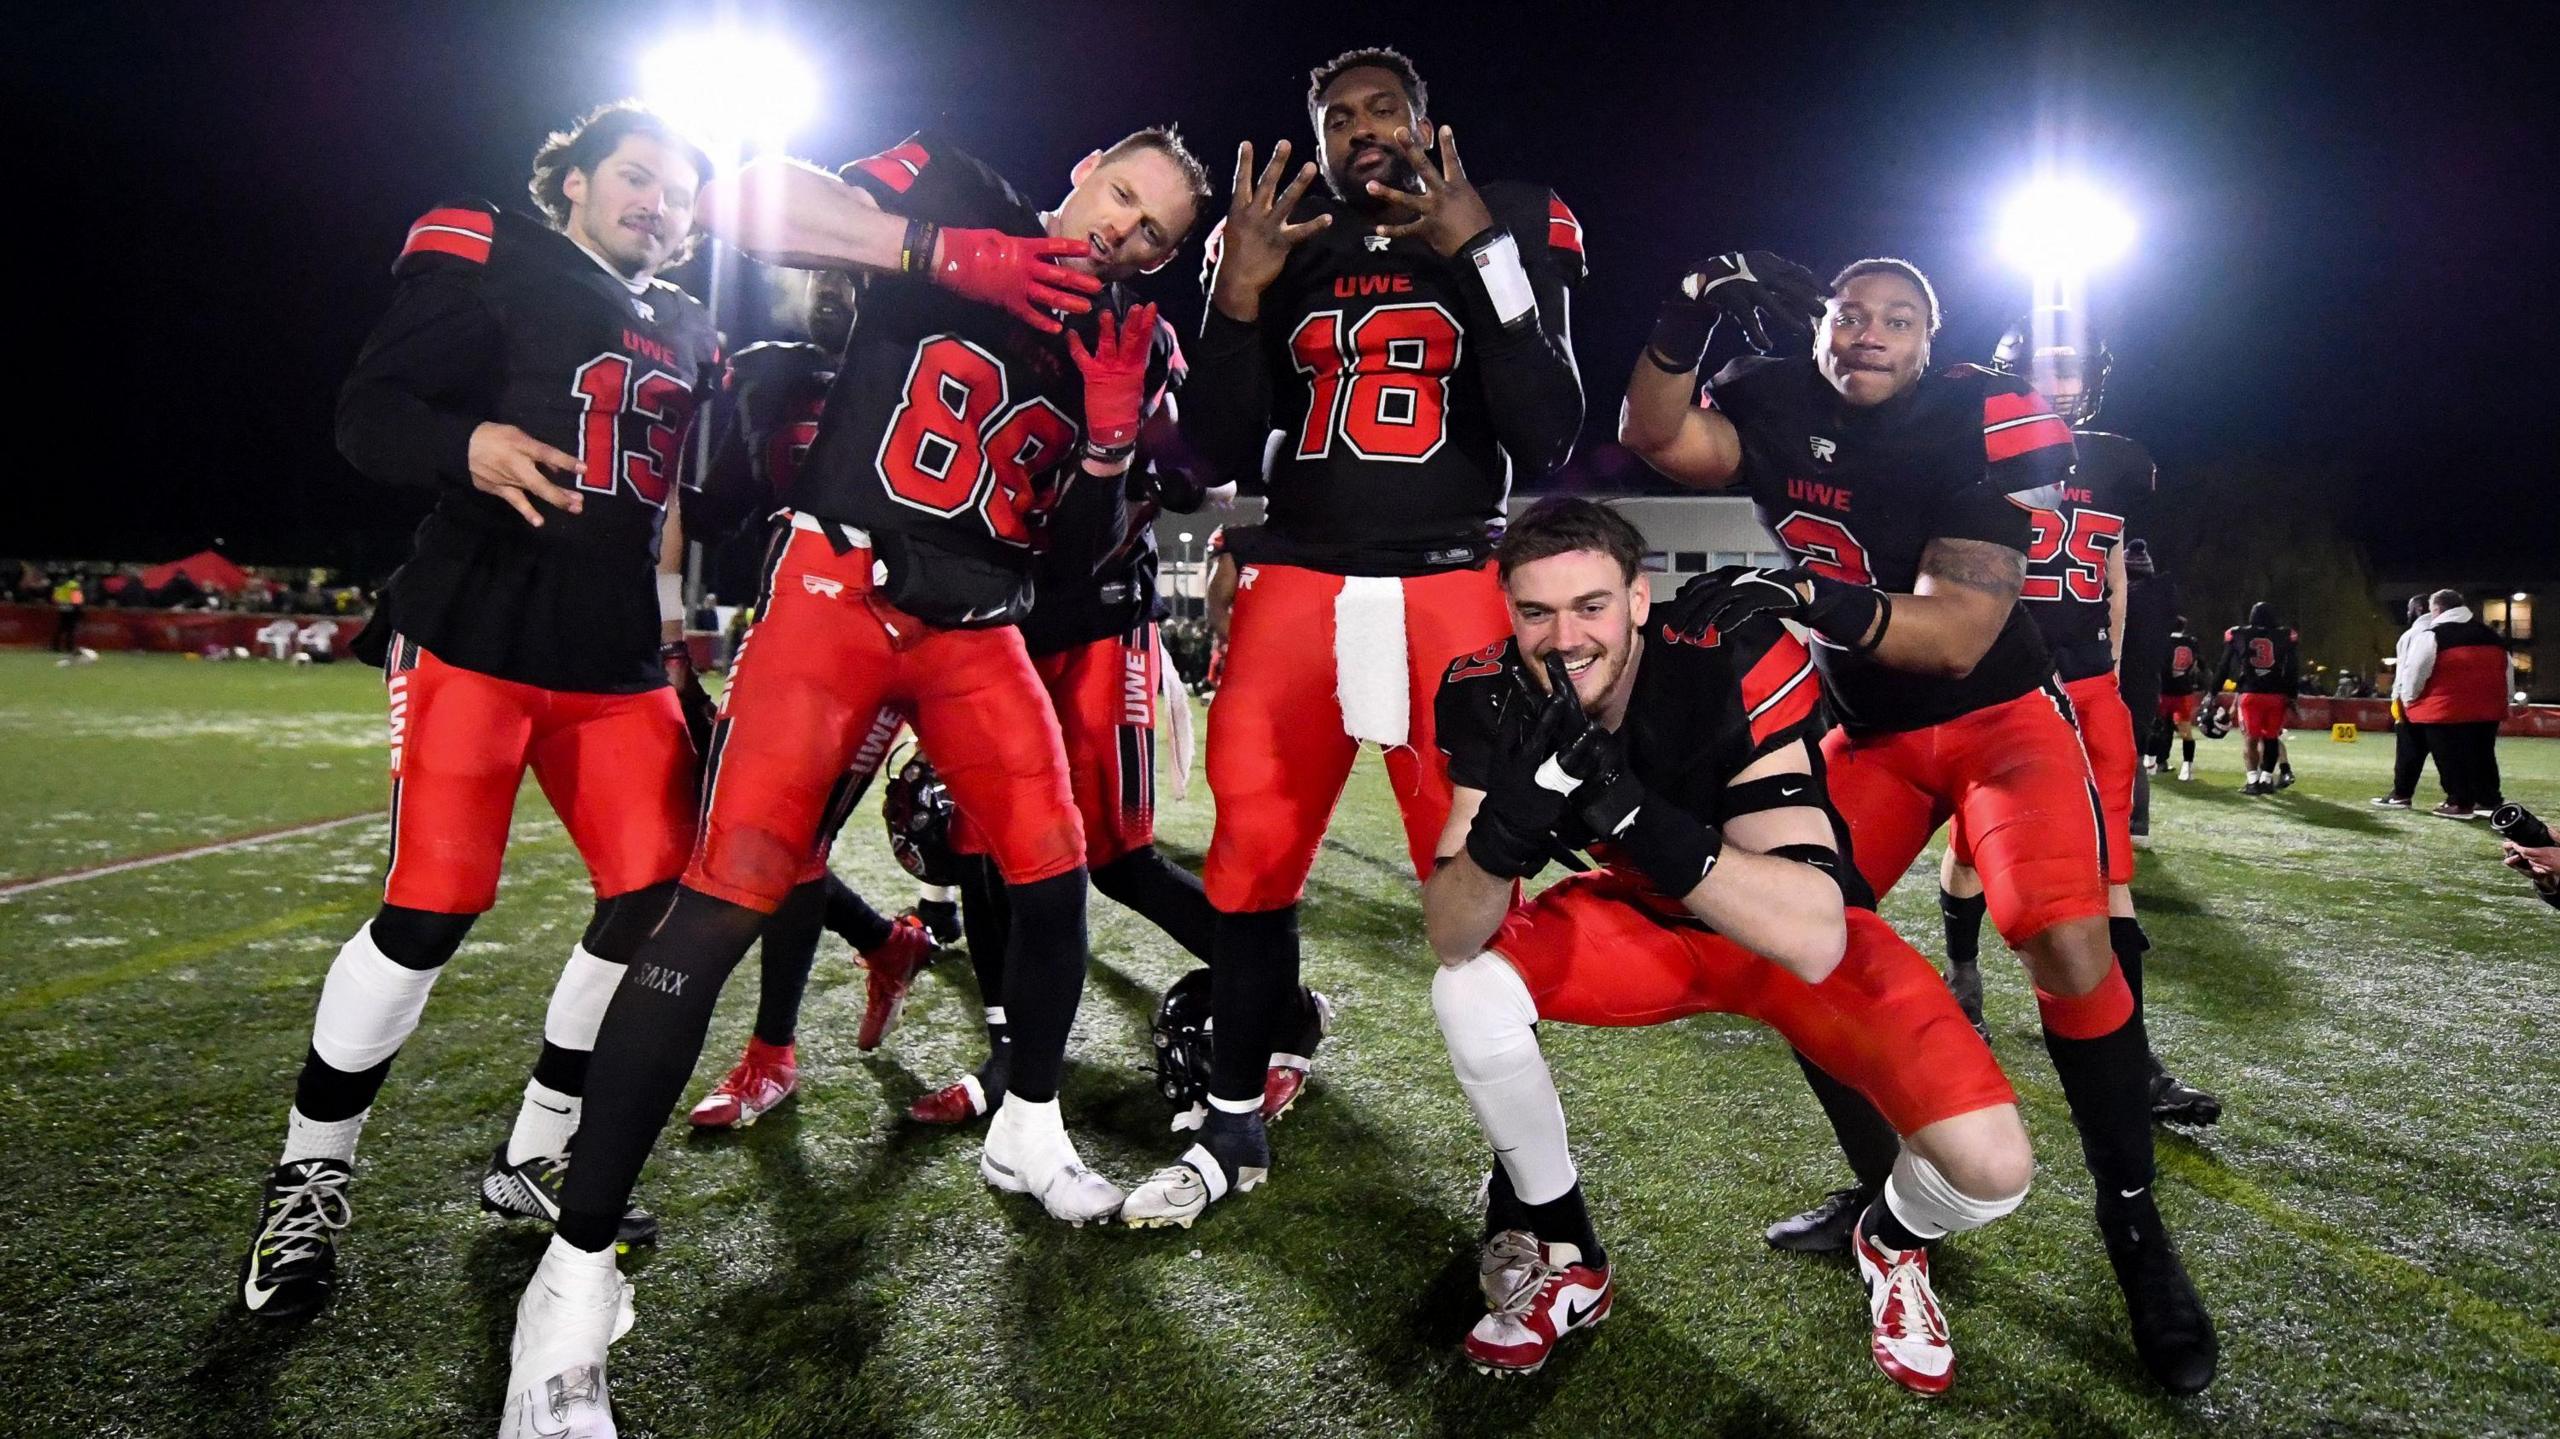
[1944,960,1990,1044]
[1764,1183,1879,1255]
[480,1145,659,1248]
[239,1158,353,1319]
[913,898,963,948]
[2150,1063,2223,1127]
[2099,1188,2218,1395]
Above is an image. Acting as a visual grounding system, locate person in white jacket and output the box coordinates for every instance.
[2373,596,2436,808]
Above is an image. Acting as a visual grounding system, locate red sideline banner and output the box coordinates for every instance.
[2278,695,2560,739]
[0,603,365,658]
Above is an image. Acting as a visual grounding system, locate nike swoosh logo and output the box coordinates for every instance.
[1779,785,1806,798]
[1564,1295,1601,1328]
[532,1101,571,1115]
[242,1271,282,1309]
[2119,1186,2148,1199]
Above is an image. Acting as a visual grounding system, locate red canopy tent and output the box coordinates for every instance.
[139,550,250,593]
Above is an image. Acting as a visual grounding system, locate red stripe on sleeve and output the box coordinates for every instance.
[1750,674,1821,748]
[1982,389,2055,425]
[1739,632,1810,710]
[851,140,932,194]
[1984,414,2075,462]
[417,206,493,237]
[1546,194,1584,256]
[399,228,490,265]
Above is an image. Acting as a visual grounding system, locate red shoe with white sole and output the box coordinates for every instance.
[688,1036,797,1130]
[1463,1231,1612,1376]
[855,916,933,1051]
[1260,990,1335,1122]
[1853,1226,1955,1396]
[908,1073,994,1125]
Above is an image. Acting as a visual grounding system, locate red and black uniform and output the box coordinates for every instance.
[1955,428,2152,884]
[694,340,906,874]
[1435,598,2015,1138]
[1706,356,2106,942]
[692,132,1136,911]
[1184,182,1587,909]
[2214,622,2299,741]
[337,201,718,912]
[2158,628,2206,727]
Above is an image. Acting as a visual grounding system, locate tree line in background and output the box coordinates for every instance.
[2145,456,2398,686]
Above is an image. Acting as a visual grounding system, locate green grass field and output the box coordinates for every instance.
[2,649,2556,1438]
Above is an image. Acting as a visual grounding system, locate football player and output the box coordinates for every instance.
[1126,46,1585,1227]
[908,318,1260,1125]
[2158,617,2207,781]
[237,103,717,1321]
[1619,255,2217,1393]
[2214,603,2299,794]
[1935,312,2220,1126]
[676,275,939,1132]
[496,126,1207,1438]
[1424,498,2032,1391]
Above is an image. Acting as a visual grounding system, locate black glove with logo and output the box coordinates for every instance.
[1463,655,1587,879]
[1646,251,1831,370]
[1525,653,1726,898]
[1681,564,1889,653]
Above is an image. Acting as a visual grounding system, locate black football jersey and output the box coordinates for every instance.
[336,200,719,692]
[691,340,831,544]
[1434,586,1872,910]
[1707,357,2075,733]
[1187,182,1586,576]
[2017,429,2153,681]
[2220,623,2300,694]
[788,132,1134,627]
[2160,629,2206,696]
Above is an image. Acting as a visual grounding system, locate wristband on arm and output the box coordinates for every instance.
[1461,227,1538,330]
[899,218,940,277]
[1802,576,1889,654]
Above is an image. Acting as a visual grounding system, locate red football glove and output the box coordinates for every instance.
[1069,304,1158,454]
[930,228,1102,334]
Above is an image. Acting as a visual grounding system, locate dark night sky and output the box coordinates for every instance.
[18,1,2556,579]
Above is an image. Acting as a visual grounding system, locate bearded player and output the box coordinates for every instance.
[1619,255,2216,1393]
[1934,310,2220,1126]
[674,277,938,1131]
[2214,603,2300,794]
[237,103,715,1320]
[1124,47,1585,1227]
[495,127,1206,1438]
[1425,499,2032,1391]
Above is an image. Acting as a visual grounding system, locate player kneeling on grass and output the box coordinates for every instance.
[1419,499,2032,1392]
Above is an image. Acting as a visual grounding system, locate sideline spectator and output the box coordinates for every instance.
[50,573,85,652]
[2404,588,2514,820]
[2375,595,2436,809]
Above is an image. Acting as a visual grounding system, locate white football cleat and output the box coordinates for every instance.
[980,1097,1123,1226]
[2177,762,2194,782]
[499,1239,634,1439]
[1122,1110,1271,1229]
[1464,1230,1612,1376]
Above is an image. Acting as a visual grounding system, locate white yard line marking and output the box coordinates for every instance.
[0,812,381,901]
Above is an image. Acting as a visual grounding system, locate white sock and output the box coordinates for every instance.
[282,1106,368,1166]
[508,1079,581,1164]
[918,883,957,904]
[1433,954,1577,1205]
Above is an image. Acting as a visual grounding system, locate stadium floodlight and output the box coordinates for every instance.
[641,30,817,155]
[1996,178,2136,278]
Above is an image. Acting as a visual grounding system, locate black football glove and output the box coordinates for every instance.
[662,641,718,756]
[1526,653,1726,897]
[1646,251,1831,370]
[1462,654,1588,879]
[1679,563,1888,653]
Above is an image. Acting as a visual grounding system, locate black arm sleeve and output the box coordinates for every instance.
[334,269,499,490]
[1453,200,1584,476]
[1039,466,1133,583]
[1181,306,1275,485]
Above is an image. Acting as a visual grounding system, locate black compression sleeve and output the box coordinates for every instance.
[335,272,498,489]
[1180,309,1276,484]
[1454,237,1583,476]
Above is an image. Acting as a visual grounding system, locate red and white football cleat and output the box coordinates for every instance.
[1853,1226,1955,1396]
[907,1073,993,1126]
[855,915,933,1051]
[687,1036,797,1130]
[1260,990,1335,1122]
[1463,1230,1612,1376]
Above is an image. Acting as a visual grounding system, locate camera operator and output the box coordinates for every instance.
[2497,805,2560,910]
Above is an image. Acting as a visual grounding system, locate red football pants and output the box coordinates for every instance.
[382,637,695,914]
[952,623,1160,869]
[1824,683,2109,947]
[687,519,1082,913]
[1953,672,2137,885]
[1204,561,1509,912]
[1490,870,2017,1136]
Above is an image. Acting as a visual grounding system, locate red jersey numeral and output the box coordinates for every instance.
[875,336,1080,547]
[2248,637,2277,670]
[2020,507,2125,603]
[1447,639,1506,683]
[1773,511,1875,585]
[571,354,693,508]
[1286,302,1462,462]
